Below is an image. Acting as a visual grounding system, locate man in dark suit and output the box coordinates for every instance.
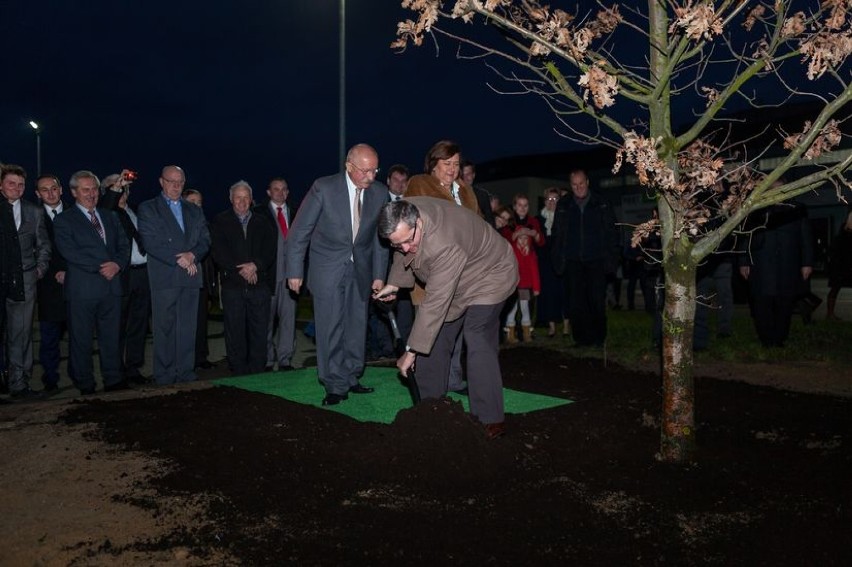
[461,159,496,229]
[138,165,210,385]
[182,189,216,370]
[100,172,151,384]
[286,143,389,405]
[54,170,130,395]
[34,174,75,392]
[211,181,277,375]
[1,164,51,399]
[254,177,297,372]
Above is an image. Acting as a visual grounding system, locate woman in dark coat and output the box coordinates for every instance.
[826,209,852,320]
[535,187,569,337]
[738,200,814,347]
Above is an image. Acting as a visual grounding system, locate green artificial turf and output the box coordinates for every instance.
[213,366,572,424]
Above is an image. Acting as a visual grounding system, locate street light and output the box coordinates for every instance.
[28,120,41,176]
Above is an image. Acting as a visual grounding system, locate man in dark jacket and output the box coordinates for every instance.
[738,198,814,348]
[551,169,619,347]
[210,181,277,375]
[35,174,76,391]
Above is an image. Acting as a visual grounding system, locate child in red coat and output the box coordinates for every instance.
[500,195,544,342]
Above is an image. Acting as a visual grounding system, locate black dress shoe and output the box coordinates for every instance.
[103,381,130,393]
[127,374,151,385]
[78,386,96,396]
[279,365,295,372]
[264,365,275,372]
[196,360,215,370]
[10,387,44,401]
[43,382,59,392]
[451,387,469,396]
[348,384,374,394]
[322,393,348,405]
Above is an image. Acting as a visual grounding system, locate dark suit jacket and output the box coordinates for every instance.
[210,210,277,291]
[137,194,210,290]
[285,172,389,296]
[53,206,130,300]
[36,202,70,321]
[253,200,293,285]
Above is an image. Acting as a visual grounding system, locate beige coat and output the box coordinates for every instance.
[388,197,518,355]
[403,174,482,304]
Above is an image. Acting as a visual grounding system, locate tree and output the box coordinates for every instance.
[393,0,852,462]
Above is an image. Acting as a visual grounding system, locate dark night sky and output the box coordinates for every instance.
[0,0,572,211]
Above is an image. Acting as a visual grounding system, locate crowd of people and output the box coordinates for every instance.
[1,148,850,437]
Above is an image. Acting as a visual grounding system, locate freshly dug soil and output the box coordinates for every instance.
[3,347,850,565]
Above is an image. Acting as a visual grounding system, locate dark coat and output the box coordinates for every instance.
[36,202,71,321]
[738,203,814,297]
[0,201,24,302]
[53,206,130,300]
[210,210,277,292]
[550,191,619,275]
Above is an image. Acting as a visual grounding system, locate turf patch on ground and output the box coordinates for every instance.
[213,366,572,423]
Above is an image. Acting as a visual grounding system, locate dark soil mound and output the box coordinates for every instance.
[63,348,851,565]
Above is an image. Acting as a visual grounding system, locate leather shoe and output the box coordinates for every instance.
[78,386,97,396]
[43,382,59,392]
[279,365,295,372]
[484,422,506,439]
[196,360,215,370]
[264,365,275,372]
[322,393,348,406]
[451,387,469,396]
[348,384,374,394]
[10,387,44,401]
[104,381,130,393]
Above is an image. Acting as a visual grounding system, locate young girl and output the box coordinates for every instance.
[500,194,544,342]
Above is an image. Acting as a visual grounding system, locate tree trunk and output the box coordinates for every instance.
[659,252,697,462]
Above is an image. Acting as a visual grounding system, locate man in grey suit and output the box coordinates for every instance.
[54,171,130,395]
[254,177,297,372]
[1,164,50,399]
[375,197,518,439]
[286,143,389,405]
[138,165,210,385]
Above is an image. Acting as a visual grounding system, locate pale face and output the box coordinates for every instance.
[231,186,252,217]
[1,174,26,202]
[346,148,380,190]
[570,172,589,200]
[185,193,203,207]
[72,176,99,210]
[544,192,559,211]
[267,180,289,205]
[514,198,529,218]
[387,171,408,196]
[388,219,422,255]
[431,153,460,188]
[36,178,63,207]
[495,213,510,229]
[159,167,186,200]
[461,164,475,186]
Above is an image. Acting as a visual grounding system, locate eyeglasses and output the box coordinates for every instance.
[390,224,417,250]
[348,161,380,177]
[161,177,185,186]
[546,197,559,202]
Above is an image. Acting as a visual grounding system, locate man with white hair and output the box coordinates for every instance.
[210,181,277,375]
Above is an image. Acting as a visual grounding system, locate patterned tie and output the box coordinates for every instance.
[51,208,57,218]
[276,206,288,238]
[352,188,362,241]
[89,210,105,241]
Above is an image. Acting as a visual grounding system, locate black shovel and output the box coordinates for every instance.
[373,297,420,404]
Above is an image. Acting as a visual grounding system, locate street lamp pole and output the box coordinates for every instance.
[28,120,41,176]
[339,0,346,166]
